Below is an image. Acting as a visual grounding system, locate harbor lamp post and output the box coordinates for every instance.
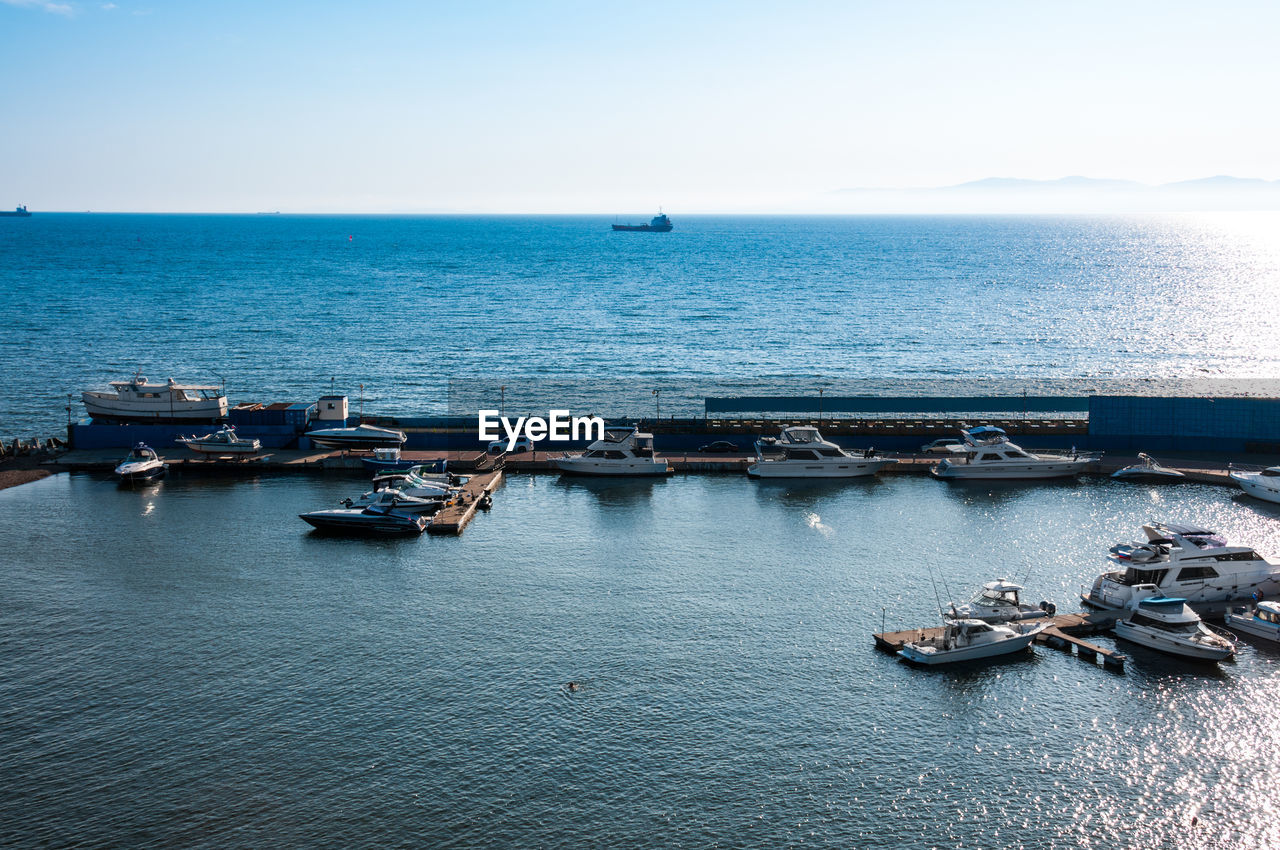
[653,389,661,422]
[500,385,506,419]
[818,388,824,425]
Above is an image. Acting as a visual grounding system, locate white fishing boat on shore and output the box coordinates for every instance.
[176,425,261,455]
[83,371,227,423]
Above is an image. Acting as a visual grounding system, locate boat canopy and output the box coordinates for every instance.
[1258,601,1280,617]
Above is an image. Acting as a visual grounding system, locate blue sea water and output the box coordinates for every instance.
[2,213,1280,438]
[3,472,1280,848]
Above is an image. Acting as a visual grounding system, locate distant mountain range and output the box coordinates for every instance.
[823,176,1280,213]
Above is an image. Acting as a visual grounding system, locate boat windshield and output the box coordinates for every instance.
[781,428,821,444]
[974,589,1018,607]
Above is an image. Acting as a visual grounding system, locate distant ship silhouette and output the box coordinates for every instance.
[612,211,672,232]
[1,205,32,217]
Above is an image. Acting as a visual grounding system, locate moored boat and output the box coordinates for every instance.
[1224,600,1280,643]
[748,426,896,479]
[1113,592,1236,661]
[83,371,228,423]
[1082,522,1280,612]
[299,503,428,536]
[340,487,449,516]
[555,427,672,476]
[898,618,1047,665]
[1229,464,1280,504]
[361,446,420,472]
[1111,453,1185,482]
[931,426,1099,480]
[947,579,1054,623]
[176,425,261,455]
[114,442,167,484]
[306,423,407,450]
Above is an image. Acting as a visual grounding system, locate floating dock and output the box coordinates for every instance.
[427,469,504,535]
[874,610,1127,669]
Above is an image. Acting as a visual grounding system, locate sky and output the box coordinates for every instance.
[2,0,1279,213]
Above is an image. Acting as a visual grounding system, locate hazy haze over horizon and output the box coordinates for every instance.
[3,0,1278,213]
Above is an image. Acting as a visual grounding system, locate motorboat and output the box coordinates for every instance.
[1225,600,1280,643]
[931,426,1100,480]
[299,502,428,536]
[555,427,672,476]
[1113,592,1236,661]
[176,425,261,455]
[898,619,1048,665]
[361,446,420,472]
[947,579,1055,623]
[306,423,407,450]
[114,442,167,484]
[1229,464,1280,504]
[1111,453,1185,482]
[371,465,465,498]
[83,371,227,423]
[747,426,896,479]
[340,487,448,516]
[1082,522,1280,612]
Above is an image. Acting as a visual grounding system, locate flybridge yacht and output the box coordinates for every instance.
[83,372,227,423]
[555,426,672,476]
[930,426,1099,480]
[1083,522,1280,611]
[747,426,896,479]
[1113,592,1236,661]
[1229,464,1280,504]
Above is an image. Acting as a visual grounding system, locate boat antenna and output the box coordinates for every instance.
[926,565,947,620]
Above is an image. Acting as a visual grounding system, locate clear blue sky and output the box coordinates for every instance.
[3,0,1278,212]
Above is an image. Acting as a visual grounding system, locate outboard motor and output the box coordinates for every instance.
[1039,600,1057,617]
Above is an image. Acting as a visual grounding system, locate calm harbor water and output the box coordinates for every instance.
[3,471,1280,847]
[3,213,1280,438]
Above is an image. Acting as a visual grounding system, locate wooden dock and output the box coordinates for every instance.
[426,469,504,535]
[874,609,1127,669]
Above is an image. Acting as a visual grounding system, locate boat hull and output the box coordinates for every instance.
[299,511,426,536]
[747,458,895,478]
[1113,621,1234,661]
[180,441,260,455]
[1224,611,1280,643]
[83,392,227,423]
[611,224,672,232]
[1232,473,1280,504]
[115,462,167,484]
[555,458,672,476]
[898,631,1038,665]
[932,459,1091,479]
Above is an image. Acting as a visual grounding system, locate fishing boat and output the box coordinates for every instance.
[931,426,1099,480]
[1083,522,1280,612]
[299,502,428,536]
[0,205,31,217]
[555,427,672,476]
[612,212,673,232]
[1224,600,1280,643]
[1113,593,1236,661]
[1111,453,1185,482]
[748,426,895,479]
[305,423,407,450]
[114,443,167,484]
[83,371,228,423]
[947,579,1055,623]
[1229,464,1280,504]
[898,619,1048,665]
[360,446,421,472]
[176,425,261,455]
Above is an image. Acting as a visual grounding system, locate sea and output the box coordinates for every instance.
[4,214,1280,848]
[2,213,1280,438]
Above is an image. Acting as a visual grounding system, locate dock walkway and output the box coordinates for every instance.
[874,609,1126,668]
[427,469,504,535]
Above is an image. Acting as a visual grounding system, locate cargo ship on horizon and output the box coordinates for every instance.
[612,211,672,232]
[0,205,31,217]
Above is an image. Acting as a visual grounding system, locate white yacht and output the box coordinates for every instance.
[1111,453,1185,482]
[931,426,1099,480]
[555,427,672,476]
[1113,592,1236,661]
[1083,522,1280,611]
[113,442,167,484]
[947,579,1054,623]
[747,426,896,479]
[898,619,1047,665]
[176,425,261,455]
[1229,465,1280,504]
[306,423,407,450]
[371,465,465,495]
[1225,600,1280,643]
[83,371,227,422]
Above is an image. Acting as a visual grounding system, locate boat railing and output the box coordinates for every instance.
[1228,462,1266,474]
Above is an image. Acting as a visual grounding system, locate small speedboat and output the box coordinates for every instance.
[1113,592,1236,661]
[1224,600,1280,643]
[114,442,167,484]
[898,619,1047,665]
[340,487,450,516]
[176,425,261,455]
[370,466,464,500]
[1229,465,1280,504]
[1111,453,1185,482]
[947,579,1055,623]
[306,423,407,451]
[299,503,428,536]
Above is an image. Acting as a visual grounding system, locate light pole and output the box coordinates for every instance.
[500,385,506,419]
[653,388,661,421]
[359,383,364,422]
[818,388,824,425]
